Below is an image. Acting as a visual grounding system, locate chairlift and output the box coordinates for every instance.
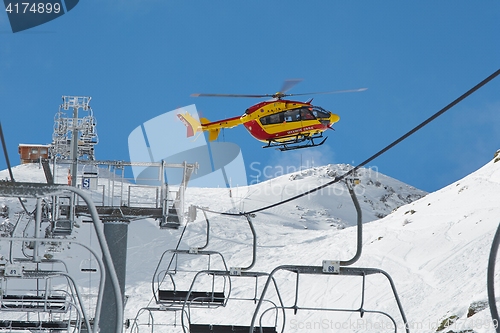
[249,265,409,333]
[171,212,283,332]
[129,306,189,333]
[181,270,285,333]
[0,260,86,332]
[153,249,230,308]
[154,209,231,307]
[244,181,409,332]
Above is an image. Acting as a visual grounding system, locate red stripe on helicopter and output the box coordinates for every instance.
[201,115,242,126]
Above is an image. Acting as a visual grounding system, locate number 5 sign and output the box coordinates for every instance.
[3,0,79,33]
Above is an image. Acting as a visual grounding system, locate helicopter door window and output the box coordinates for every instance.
[283,109,301,122]
[300,108,315,120]
[269,114,281,124]
[260,113,283,125]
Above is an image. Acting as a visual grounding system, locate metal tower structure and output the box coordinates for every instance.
[51,96,98,166]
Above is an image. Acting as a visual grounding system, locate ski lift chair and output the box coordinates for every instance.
[0,262,85,332]
[129,306,189,333]
[182,270,284,333]
[153,249,230,308]
[249,265,410,333]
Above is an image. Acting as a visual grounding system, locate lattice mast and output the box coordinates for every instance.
[50,96,98,186]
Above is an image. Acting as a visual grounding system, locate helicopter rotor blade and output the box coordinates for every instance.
[191,93,273,98]
[279,79,303,94]
[285,88,368,97]
[191,86,367,99]
[192,79,304,99]
[284,88,368,97]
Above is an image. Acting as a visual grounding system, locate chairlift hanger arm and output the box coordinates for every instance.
[250,265,410,333]
[340,181,363,266]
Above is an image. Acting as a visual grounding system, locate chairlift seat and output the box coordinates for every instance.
[1,295,67,312]
[158,290,225,304]
[190,324,277,333]
[2,295,66,301]
[51,219,73,236]
[81,268,98,272]
[0,320,68,330]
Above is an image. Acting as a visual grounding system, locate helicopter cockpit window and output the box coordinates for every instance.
[311,106,330,119]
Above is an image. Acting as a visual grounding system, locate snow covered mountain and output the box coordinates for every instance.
[0,154,499,333]
[186,163,427,229]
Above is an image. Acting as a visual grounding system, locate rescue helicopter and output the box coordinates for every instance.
[177,80,366,151]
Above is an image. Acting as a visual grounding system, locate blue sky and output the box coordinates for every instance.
[0,1,499,192]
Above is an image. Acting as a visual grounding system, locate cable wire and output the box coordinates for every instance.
[0,122,32,215]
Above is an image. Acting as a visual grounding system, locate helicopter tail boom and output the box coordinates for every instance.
[200,115,242,141]
[178,113,242,141]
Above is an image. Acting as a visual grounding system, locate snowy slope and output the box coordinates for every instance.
[0,155,499,333]
[125,155,500,333]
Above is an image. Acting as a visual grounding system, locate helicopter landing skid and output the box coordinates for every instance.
[264,135,328,151]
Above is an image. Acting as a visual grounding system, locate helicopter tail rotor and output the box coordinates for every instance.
[177,113,201,138]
